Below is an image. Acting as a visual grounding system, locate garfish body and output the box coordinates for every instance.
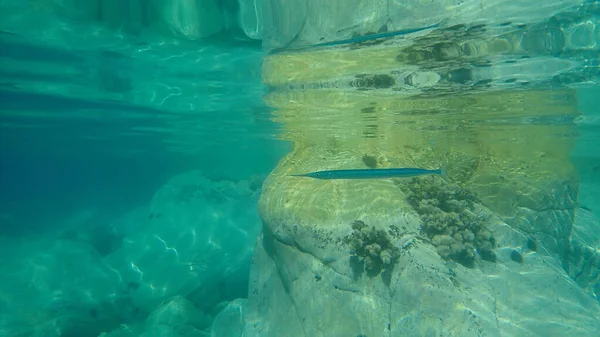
[290,167,443,180]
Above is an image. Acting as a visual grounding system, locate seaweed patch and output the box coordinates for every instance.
[401,178,496,268]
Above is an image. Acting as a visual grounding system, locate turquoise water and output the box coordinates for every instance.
[0,21,286,235]
[1,1,600,337]
[0,3,286,336]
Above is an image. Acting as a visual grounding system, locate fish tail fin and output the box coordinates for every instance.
[437,168,449,181]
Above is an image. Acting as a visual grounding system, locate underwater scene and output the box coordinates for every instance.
[1,1,600,336]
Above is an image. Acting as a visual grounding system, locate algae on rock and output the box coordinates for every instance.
[400,177,496,268]
[343,220,400,284]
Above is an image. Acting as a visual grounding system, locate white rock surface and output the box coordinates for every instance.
[0,171,261,336]
[104,171,261,312]
[227,198,600,336]
[210,298,248,337]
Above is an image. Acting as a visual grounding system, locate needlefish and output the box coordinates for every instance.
[290,167,444,180]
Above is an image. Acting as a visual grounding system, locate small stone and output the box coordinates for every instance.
[362,154,378,168]
[511,249,524,264]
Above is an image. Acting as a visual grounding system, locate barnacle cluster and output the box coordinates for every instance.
[344,220,399,281]
[401,178,496,268]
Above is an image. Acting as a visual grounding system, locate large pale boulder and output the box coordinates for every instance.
[226,22,600,336]
[104,171,261,313]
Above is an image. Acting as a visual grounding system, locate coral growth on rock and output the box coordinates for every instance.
[344,220,400,283]
[401,178,496,268]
